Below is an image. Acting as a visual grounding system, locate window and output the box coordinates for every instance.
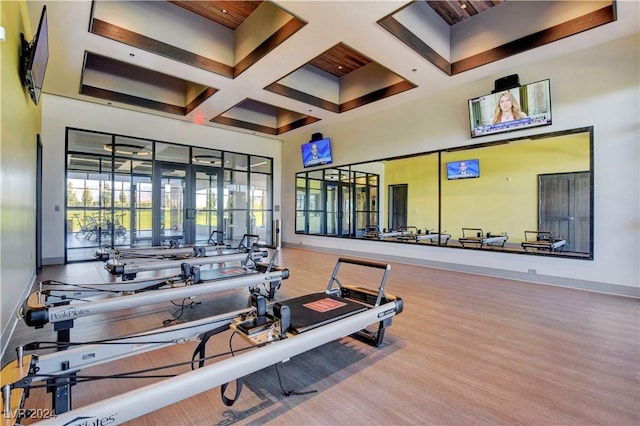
[66,128,274,261]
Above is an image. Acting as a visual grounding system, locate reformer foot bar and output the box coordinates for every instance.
[103,244,268,281]
[2,258,403,425]
[21,266,289,346]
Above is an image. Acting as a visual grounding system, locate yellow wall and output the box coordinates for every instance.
[382,133,589,242]
[1,0,41,350]
[384,154,439,231]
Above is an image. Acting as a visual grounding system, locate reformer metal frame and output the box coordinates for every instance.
[103,243,267,280]
[459,227,508,248]
[21,267,289,346]
[3,308,253,419]
[40,302,401,425]
[521,230,566,252]
[35,248,280,304]
[94,232,258,261]
[415,232,451,245]
[3,258,403,425]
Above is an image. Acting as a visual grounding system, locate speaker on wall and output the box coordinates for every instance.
[311,132,323,141]
[492,74,520,93]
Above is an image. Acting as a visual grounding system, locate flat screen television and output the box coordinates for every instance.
[20,5,49,105]
[446,159,479,180]
[468,79,551,138]
[301,137,333,168]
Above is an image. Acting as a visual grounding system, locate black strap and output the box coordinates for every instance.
[191,323,244,405]
[220,378,244,406]
[191,325,228,369]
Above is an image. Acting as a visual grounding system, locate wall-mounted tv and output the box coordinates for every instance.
[301,137,333,168]
[468,79,551,138]
[20,5,49,105]
[446,159,479,180]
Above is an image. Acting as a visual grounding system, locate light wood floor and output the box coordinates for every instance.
[3,247,639,425]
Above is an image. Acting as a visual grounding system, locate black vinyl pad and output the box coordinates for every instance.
[236,316,274,335]
[282,293,368,334]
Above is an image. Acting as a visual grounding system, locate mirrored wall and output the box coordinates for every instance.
[295,127,593,259]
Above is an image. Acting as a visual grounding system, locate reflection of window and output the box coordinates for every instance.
[296,169,379,238]
[309,193,319,210]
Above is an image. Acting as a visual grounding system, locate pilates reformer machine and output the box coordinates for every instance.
[521,231,566,252]
[361,225,381,239]
[2,257,403,425]
[393,226,419,241]
[30,247,282,306]
[93,231,252,261]
[366,226,416,240]
[458,228,509,248]
[103,240,268,281]
[415,230,451,245]
[20,250,288,346]
[363,226,450,245]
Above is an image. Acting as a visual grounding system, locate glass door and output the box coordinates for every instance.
[193,166,223,244]
[326,184,337,235]
[340,183,351,236]
[154,163,224,246]
[154,163,187,246]
[326,182,351,236]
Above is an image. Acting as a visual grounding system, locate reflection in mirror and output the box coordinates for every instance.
[442,131,591,257]
[295,127,593,259]
[296,167,379,236]
[381,153,443,244]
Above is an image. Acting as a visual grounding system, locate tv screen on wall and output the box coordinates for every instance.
[21,5,49,106]
[301,137,333,168]
[446,159,479,180]
[468,79,551,138]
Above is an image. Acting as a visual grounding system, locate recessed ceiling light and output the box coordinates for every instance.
[221,8,228,14]
[192,155,221,165]
[104,143,151,156]
[337,65,343,70]
[460,3,467,10]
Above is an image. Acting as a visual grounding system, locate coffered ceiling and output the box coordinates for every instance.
[25,0,629,139]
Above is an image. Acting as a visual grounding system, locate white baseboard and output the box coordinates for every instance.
[283,243,639,298]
